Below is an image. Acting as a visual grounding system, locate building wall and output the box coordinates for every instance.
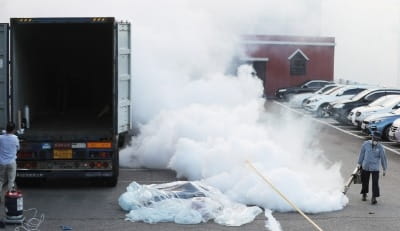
[244,35,335,97]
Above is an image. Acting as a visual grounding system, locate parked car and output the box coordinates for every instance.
[302,85,343,106]
[275,80,333,100]
[288,84,338,108]
[347,95,395,126]
[388,118,400,142]
[303,85,368,117]
[329,88,400,124]
[347,95,400,127]
[360,108,400,140]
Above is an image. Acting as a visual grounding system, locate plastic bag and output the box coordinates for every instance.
[119,181,262,226]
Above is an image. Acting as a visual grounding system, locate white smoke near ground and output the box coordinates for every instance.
[265,210,282,231]
[121,83,348,213]
[116,0,349,215]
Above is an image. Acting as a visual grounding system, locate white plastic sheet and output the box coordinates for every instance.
[119,181,262,226]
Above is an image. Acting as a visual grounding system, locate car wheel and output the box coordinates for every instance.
[339,110,352,124]
[317,104,329,118]
[284,94,292,101]
[384,125,392,140]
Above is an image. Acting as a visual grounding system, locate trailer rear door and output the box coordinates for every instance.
[0,24,9,129]
[116,22,131,133]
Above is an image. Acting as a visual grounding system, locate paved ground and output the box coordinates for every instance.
[1,100,400,231]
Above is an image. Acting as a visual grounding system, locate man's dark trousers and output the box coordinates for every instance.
[361,170,380,197]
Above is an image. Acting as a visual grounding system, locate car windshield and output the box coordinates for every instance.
[381,97,400,107]
[322,86,341,95]
[335,87,352,96]
[316,85,336,94]
[369,95,396,106]
[392,108,400,114]
[326,86,343,95]
[351,89,374,101]
[300,80,312,87]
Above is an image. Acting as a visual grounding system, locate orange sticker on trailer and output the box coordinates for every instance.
[53,149,73,159]
[87,142,112,149]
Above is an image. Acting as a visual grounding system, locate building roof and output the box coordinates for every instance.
[242,35,335,46]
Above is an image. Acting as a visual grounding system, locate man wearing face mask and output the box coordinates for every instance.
[357,131,387,204]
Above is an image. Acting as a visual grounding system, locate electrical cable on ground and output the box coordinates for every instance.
[246,160,324,231]
[14,208,45,231]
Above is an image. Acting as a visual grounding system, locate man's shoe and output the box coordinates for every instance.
[362,194,367,201]
[371,197,377,204]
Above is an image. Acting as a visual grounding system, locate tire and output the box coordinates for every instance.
[285,93,295,102]
[316,104,329,118]
[337,110,351,124]
[103,176,118,187]
[383,125,392,141]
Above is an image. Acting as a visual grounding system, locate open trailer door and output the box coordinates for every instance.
[0,23,9,129]
[116,21,132,134]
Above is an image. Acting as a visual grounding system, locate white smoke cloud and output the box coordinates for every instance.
[120,87,348,213]
[115,0,349,213]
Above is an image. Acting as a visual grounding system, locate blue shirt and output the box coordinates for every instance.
[0,133,20,165]
[358,140,387,171]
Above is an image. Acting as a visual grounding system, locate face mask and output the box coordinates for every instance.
[372,140,378,145]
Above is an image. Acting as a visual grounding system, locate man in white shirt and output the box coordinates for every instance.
[0,122,20,200]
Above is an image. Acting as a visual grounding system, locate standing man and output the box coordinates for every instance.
[0,122,20,199]
[358,131,387,204]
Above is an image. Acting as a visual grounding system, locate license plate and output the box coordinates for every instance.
[361,123,366,129]
[53,149,73,159]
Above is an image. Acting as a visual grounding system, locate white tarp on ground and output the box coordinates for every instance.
[119,181,263,226]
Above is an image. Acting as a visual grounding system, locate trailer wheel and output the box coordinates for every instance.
[103,176,118,187]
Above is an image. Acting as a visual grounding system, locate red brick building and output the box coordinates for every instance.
[242,35,335,97]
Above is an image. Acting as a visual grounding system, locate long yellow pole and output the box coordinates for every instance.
[246,160,324,231]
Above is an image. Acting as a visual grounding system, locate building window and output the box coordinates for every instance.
[288,49,309,76]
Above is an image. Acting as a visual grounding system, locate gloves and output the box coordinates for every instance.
[383,171,386,176]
